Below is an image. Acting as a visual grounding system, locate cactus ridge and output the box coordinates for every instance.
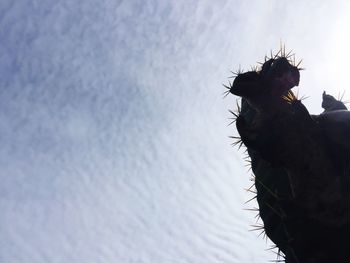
[226,47,350,262]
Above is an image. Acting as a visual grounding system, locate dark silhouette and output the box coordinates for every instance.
[226,48,350,262]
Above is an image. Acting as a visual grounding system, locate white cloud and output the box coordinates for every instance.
[1,0,349,262]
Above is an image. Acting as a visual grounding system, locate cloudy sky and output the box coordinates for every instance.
[1,1,350,262]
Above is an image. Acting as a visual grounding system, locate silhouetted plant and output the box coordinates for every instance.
[226,46,350,263]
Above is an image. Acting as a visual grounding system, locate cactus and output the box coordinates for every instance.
[226,48,350,262]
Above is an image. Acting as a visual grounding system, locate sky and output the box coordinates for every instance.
[1,1,350,262]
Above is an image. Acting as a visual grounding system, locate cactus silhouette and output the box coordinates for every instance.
[226,48,350,262]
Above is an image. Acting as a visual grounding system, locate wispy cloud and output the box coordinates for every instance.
[1,0,349,262]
